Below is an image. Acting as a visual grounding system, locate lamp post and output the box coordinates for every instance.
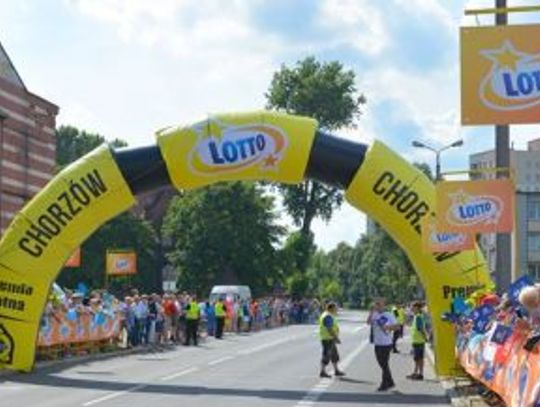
[411,139,464,180]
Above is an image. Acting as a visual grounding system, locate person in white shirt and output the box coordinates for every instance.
[367,297,400,391]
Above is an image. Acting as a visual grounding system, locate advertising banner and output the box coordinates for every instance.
[106,250,137,275]
[436,179,514,233]
[38,311,122,347]
[422,217,475,253]
[156,111,317,190]
[458,329,539,407]
[64,248,81,268]
[461,24,540,125]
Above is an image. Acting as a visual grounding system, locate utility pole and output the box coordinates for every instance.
[0,110,7,236]
[494,0,513,292]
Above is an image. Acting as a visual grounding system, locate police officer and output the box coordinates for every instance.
[185,295,200,346]
[214,297,226,339]
[319,302,345,378]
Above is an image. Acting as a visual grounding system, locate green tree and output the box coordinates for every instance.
[265,57,366,270]
[56,125,126,169]
[162,182,285,296]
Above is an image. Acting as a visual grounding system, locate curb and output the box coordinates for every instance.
[426,346,489,407]
[0,346,143,378]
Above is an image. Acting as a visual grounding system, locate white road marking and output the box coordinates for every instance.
[293,339,369,407]
[237,335,297,355]
[207,356,234,366]
[82,383,148,406]
[160,367,199,381]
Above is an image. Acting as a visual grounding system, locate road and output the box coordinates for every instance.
[0,311,449,407]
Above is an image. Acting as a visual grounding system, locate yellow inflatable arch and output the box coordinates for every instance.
[0,111,491,375]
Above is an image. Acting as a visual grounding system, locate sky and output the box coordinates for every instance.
[0,0,539,251]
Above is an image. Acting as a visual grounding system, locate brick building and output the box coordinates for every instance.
[0,41,58,233]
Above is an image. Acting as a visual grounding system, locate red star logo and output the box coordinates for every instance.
[263,154,279,167]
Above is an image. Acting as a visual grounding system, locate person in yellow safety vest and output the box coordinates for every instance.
[214,298,226,339]
[407,301,427,381]
[185,295,200,346]
[319,302,345,378]
[391,304,406,353]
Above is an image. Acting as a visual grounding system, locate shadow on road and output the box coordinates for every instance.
[5,373,449,405]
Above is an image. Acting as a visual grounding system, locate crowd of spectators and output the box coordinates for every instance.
[448,279,540,349]
[41,284,122,329]
[40,285,324,350]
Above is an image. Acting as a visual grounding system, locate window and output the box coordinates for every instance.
[528,201,540,220]
[536,174,540,183]
[529,263,540,281]
[528,232,540,252]
[526,174,532,182]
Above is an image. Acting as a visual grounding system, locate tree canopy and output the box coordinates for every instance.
[56,125,126,169]
[162,182,285,296]
[265,57,366,271]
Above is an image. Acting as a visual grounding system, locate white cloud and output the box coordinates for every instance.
[393,0,458,32]
[317,0,390,55]
[312,202,366,251]
[364,66,463,146]
[57,101,98,132]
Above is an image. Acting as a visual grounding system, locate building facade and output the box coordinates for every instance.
[470,139,540,281]
[0,41,58,234]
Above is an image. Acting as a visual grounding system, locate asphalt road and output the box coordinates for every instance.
[0,310,450,407]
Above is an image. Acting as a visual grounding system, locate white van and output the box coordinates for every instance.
[209,285,252,302]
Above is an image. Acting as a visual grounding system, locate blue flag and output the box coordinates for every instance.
[508,275,534,304]
[452,297,468,314]
[490,324,513,345]
[471,304,495,333]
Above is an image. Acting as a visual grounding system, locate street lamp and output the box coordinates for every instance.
[411,139,464,180]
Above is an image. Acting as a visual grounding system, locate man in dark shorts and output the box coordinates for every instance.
[319,302,345,378]
[407,302,427,380]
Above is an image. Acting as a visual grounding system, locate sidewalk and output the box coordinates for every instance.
[425,345,491,407]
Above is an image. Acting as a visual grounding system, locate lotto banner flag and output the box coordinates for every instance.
[436,179,514,233]
[106,250,137,275]
[421,217,474,253]
[64,248,81,268]
[461,24,540,125]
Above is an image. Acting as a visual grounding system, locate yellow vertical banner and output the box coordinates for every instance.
[106,250,137,276]
[64,248,81,268]
[461,24,540,125]
[345,141,492,376]
[421,217,475,253]
[435,179,514,234]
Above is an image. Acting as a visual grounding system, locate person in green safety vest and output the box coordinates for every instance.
[214,297,226,339]
[391,304,406,353]
[319,302,345,378]
[407,301,427,381]
[185,295,200,346]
